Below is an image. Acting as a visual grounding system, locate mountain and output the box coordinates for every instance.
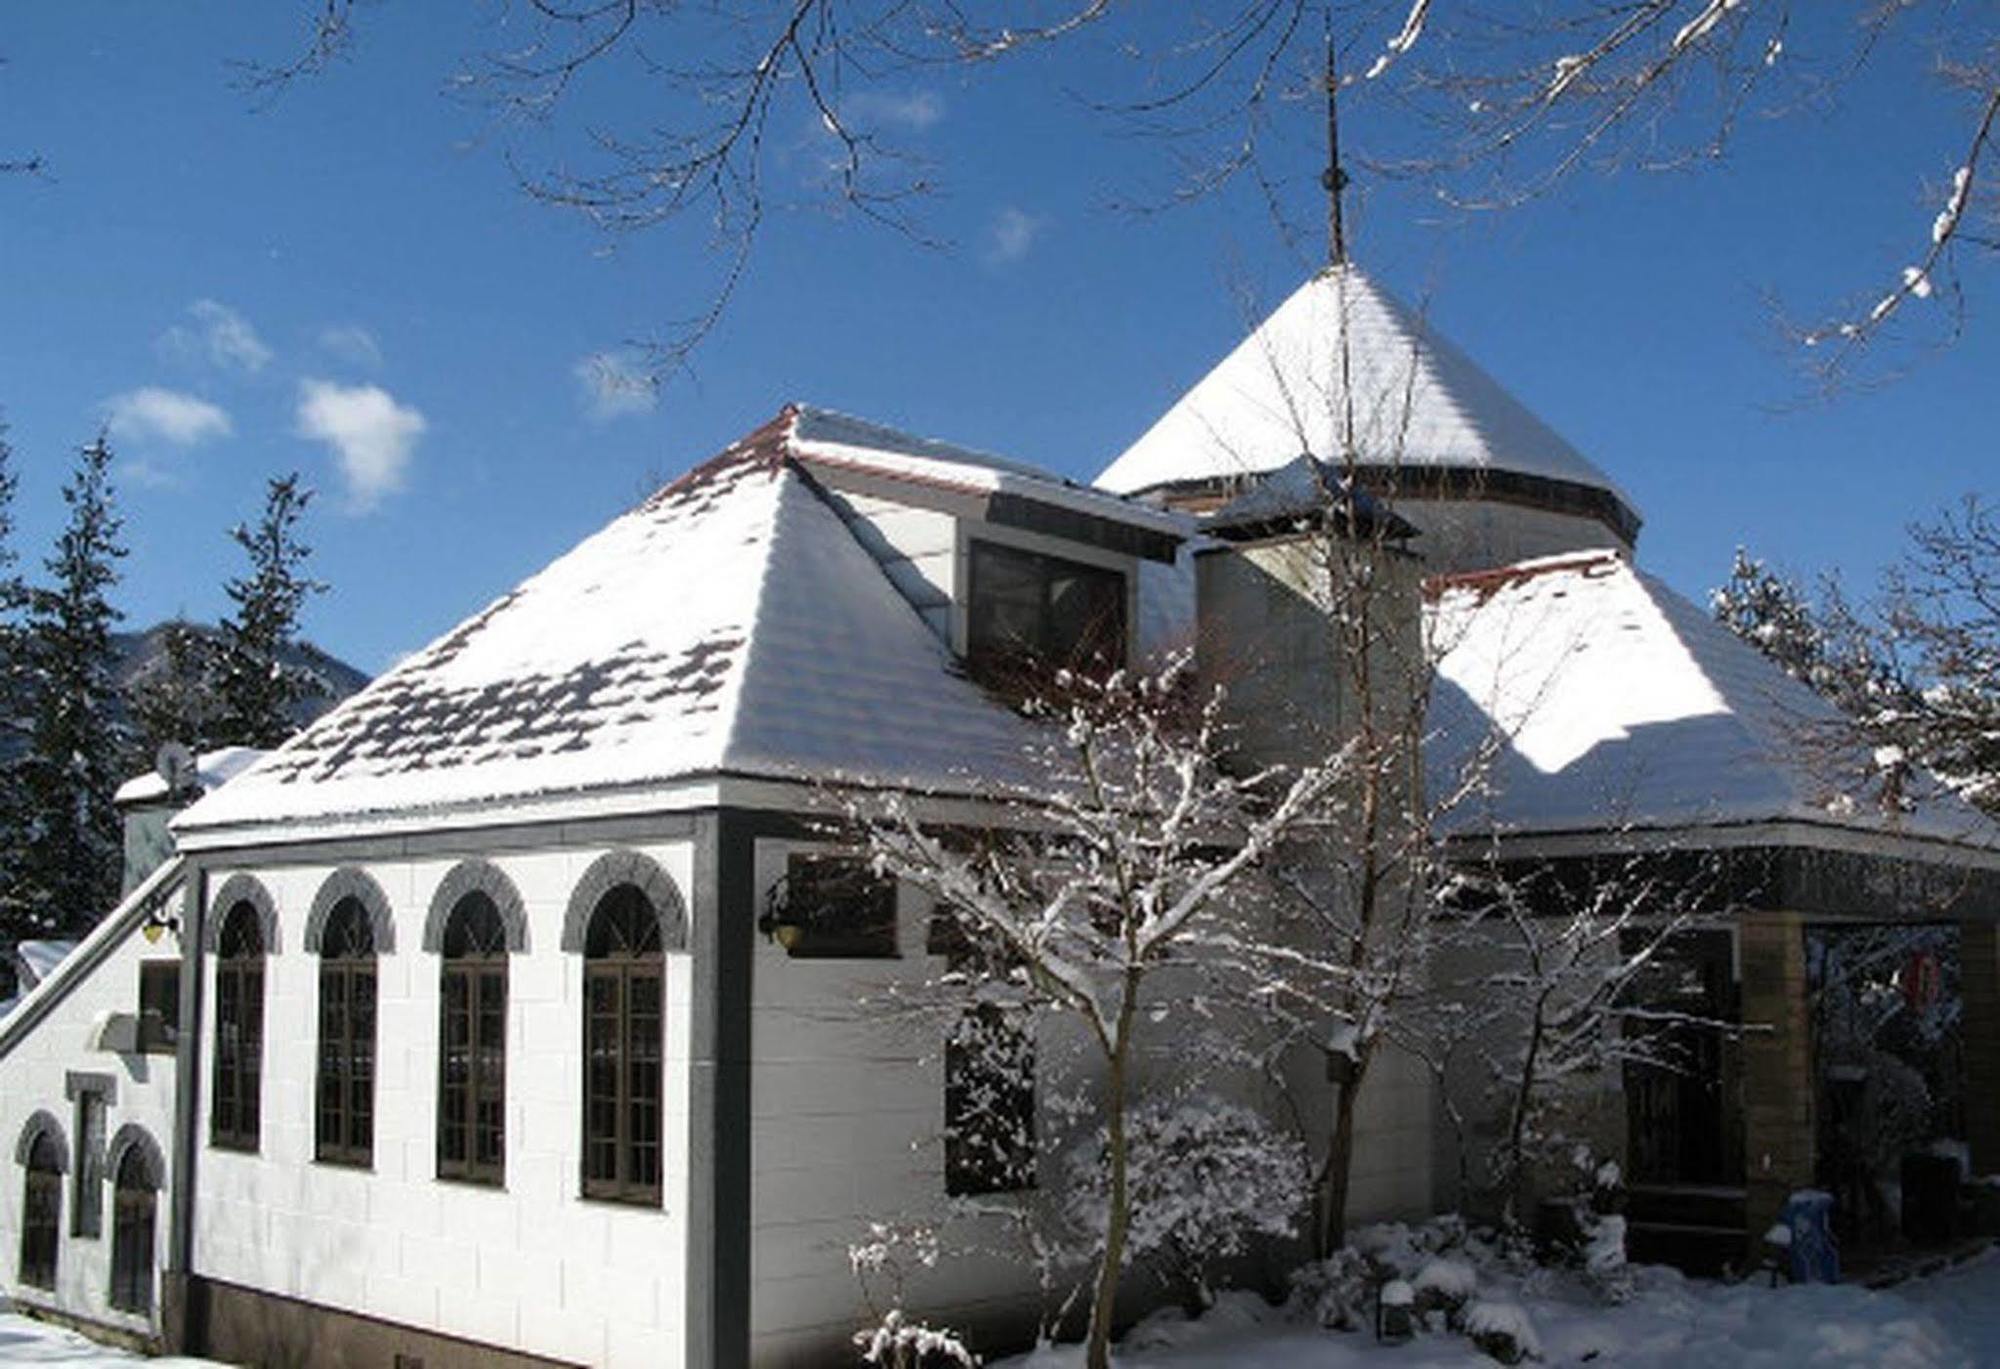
[112,620,370,731]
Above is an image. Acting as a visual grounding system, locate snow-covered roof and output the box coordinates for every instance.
[1430,550,2000,852]
[11,940,77,989]
[113,745,267,806]
[1096,266,1638,526]
[792,404,1189,540]
[176,411,1047,833]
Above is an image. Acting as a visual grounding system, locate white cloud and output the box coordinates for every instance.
[984,206,1045,266]
[158,299,273,374]
[573,351,658,422]
[105,386,233,447]
[295,379,426,511]
[843,88,945,131]
[318,324,384,369]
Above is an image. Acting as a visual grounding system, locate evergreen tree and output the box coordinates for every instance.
[10,435,128,937]
[0,419,29,938]
[211,473,326,748]
[126,616,223,763]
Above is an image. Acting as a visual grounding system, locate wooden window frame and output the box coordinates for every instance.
[580,885,665,1206]
[108,1148,156,1315]
[19,1133,61,1291]
[316,898,378,1168]
[210,902,265,1153]
[437,894,508,1187]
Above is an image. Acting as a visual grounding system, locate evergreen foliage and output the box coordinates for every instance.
[6,436,128,939]
[126,617,225,763]
[210,473,326,749]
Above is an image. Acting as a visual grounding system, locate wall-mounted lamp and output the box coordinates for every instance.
[757,878,806,952]
[140,902,181,946]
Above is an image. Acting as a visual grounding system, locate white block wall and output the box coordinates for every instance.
[192,839,694,1369]
[0,919,179,1338]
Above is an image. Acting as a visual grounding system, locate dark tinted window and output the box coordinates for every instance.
[967,541,1125,678]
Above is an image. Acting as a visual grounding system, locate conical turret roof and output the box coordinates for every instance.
[1097,266,1639,534]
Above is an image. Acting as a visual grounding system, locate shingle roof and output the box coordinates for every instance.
[1096,265,1638,527]
[176,410,1043,833]
[1430,550,2000,852]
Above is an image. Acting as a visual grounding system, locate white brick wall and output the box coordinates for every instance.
[190,839,695,1369]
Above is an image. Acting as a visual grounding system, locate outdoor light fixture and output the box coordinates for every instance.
[140,903,180,946]
[757,878,806,951]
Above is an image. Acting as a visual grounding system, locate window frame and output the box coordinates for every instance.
[315,897,378,1168]
[580,884,665,1206]
[137,961,180,1055]
[108,1146,156,1316]
[210,901,265,1153]
[436,893,508,1187]
[965,538,1128,679]
[943,1001,1038,1198]
[19,1132,61,1291]
[771,852,899,960]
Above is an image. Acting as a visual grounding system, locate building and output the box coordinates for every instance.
[2,265,1995,1364]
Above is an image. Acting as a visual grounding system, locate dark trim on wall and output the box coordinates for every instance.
[184,1274,579,1369]
[422,858,529,953]
[560,849,689,953]
[304,867,397,954]
[178,811,700,869]
[1460,843,2000,923]
[165,865,208,1356]
[984,491,1183,564]
[712,810,756,1369]
[203,873,280,954]
[14,1109,69,1170]
[64,1071,116,1104]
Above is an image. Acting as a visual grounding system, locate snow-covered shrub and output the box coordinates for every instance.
[1062,1093,1306,1311]
[1463,1299,1540,1364]
[1412,1256,1478,1327]
[849,1222,978,1367]
[1289,1247,1376,1331]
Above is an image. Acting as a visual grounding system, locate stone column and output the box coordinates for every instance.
[1739,909,1816,1261]
[1960,920,2000,1176]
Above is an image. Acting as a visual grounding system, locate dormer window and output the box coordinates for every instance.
[967,540,1126,681]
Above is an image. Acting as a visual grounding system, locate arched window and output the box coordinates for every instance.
[212,900,265,1151]
[438,892,508,1185]
[19,1130,61,1289]
[582,884,664,1205]
[109,1145,157,1314]
[317,896,377,1166]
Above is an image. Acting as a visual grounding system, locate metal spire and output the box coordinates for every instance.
[1323,11,1349,266]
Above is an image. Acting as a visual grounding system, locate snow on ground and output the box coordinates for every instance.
[0,1311,219,1366]
[1004,1250,2000,1368]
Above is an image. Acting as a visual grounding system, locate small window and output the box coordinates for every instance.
[109,1144,157,1315]
[967,540,1126,679]
[72,1091,106,1238]
[138,962,180,1054]
[317,898,378,1167]
[767,854,897,959]
[19,1131,61,1289]
[945,1003,1036,1197]
[581,885,664,1205]
[211,902,265,1152]
[438,893,508,1186]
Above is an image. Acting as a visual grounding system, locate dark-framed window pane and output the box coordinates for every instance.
[438,893,507,1185]
[138,962,180,1054]
[19,1132,62,1289]
[945,1003,1037,1197]
[581,884,664,1205]
[109,1146,157,1314]
[211,901,265,1151]
[772,854,897,960]
[317,898,377,1166]
[967,540,1126,677]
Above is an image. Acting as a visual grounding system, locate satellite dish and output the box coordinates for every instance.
[154,742,198,798]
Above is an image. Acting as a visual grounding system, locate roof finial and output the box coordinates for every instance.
[1322,8,1349,267]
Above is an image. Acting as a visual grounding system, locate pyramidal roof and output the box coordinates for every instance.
[1097,265,1638,520]
[1430,550,2000,854]
[177,410,1044,834]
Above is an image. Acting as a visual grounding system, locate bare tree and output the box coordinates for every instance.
[246,3,2000,379]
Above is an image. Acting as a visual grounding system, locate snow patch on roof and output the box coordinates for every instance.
[1096,266,1636,520]
[113,745,267,806]
[1431,549,2000,849]
[177,432,1039,831]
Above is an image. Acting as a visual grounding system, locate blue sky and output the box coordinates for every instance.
[1,5,1992,673]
